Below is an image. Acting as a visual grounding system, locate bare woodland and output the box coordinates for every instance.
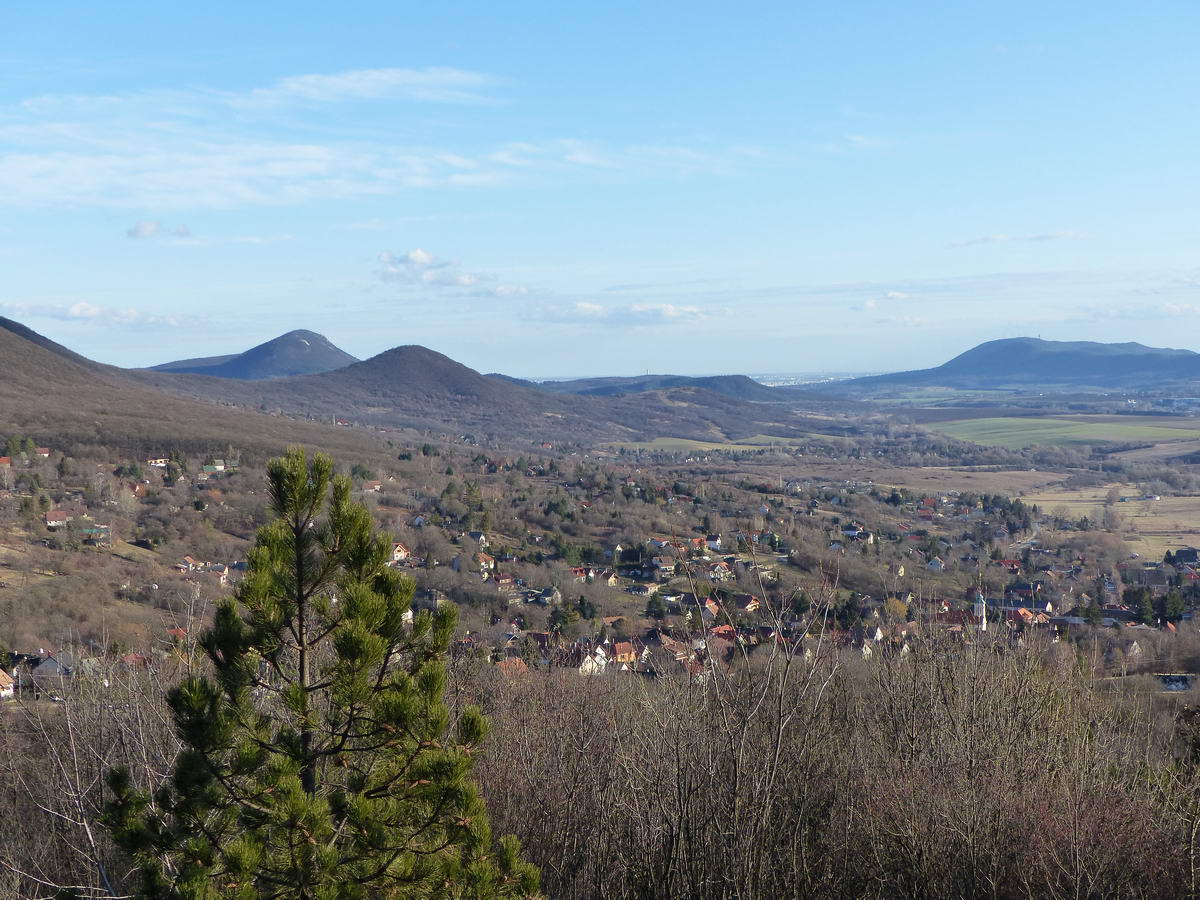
[5,586,1200,900]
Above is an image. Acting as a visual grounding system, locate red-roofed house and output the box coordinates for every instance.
[611,641,637,666]
[175,556,203,573]
[709,624,737,641]
[496,658,530,677]
[45,510,72,529]
[730,593,761,613]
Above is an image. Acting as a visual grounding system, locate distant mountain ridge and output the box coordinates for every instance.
[139,343,849,442]
[492,372,836,404]
[0,315,98,369]
[530,373,783,401]
[0,318,383,457]
[0,315,848,445]
[831,337,1200,392]
[151,330,358,379]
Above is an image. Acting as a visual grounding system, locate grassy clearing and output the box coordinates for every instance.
[606,437,755,452]
[928,415,1200,450]
[855,466,1066,496]
[0,542,60,592]
[110,538,160,564]
[607,434,814,452]
[1021,484,1200,558]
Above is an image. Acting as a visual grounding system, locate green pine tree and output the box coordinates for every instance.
[1165,590,1187,623]
[103,448,539,900]
[1138,589,1157,626]
[645,594,667,620]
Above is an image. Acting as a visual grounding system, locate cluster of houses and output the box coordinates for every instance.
[0,447,51,470]
[637,535,779,587]
[467,575,1178,682]
[458,626,709,680]
[146,455,239,478]
[0,624,210,701]
[11,437,1200,696]
[173,556,239,585]
[463,590,1055,682]
[0,650,82,698]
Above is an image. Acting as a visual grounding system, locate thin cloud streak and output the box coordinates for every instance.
[529,301,709,326]
[0,70,872,209]
[233,67,496,107]
[0,300,197,327]
[0,138,786,209]
[126,221,191,239]
[948,231,1087,249]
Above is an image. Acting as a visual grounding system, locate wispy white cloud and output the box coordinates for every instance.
[529,300,709,325]
[603,278,726,293]
[126,220,191,239]
[14,67,496,117]
[627,303,708,324]
[232,67,495,107]
[376,247,526,297]
[378,248,491,288]
[948,231,1086,249]
[0,136,780,210]
[858,289,909,312]
[124,222,293,246]
[126,220,160,239]
[0,68,807,209]
[0,300,196,327]
[1076,301,1200,321]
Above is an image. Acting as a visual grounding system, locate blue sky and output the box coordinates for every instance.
[2,1,1199,377]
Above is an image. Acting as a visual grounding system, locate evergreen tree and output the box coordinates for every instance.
[548,604,578,632]
[645,594,667,620]
[1164,590,1187,623]
[103,448,539,899]
[1137,589,1157,626]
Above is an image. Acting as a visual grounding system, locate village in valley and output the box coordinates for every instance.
[5,422,1200,698]
[10,5,1200,893]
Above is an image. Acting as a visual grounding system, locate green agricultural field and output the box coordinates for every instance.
[928,415,1200,450]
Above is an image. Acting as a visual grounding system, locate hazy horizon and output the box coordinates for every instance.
[4,2,1200,375]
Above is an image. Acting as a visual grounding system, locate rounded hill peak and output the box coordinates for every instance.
[150,329,358,379]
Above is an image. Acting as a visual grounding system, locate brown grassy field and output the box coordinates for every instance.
[1107,439,1200,464]
[1021,485,1200,558]
[785,461,1067,496]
